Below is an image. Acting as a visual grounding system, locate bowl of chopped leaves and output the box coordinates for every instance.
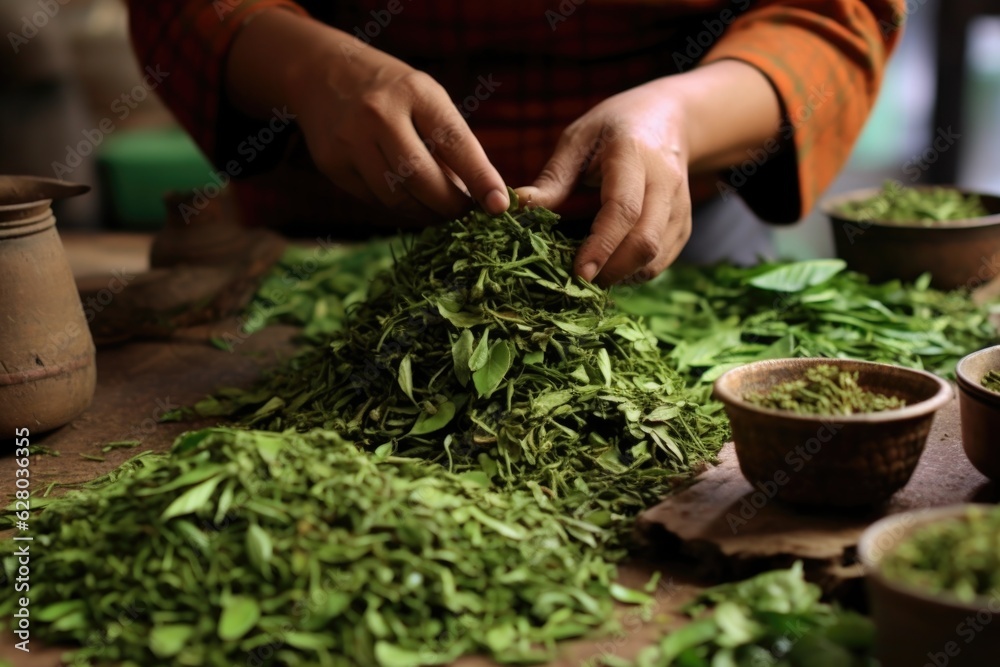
[822,181,1000,289]
[957,345,1000,481]
[713,358,952,507]
[858,504,1000,667]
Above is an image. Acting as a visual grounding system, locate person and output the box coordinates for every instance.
[126,0,903,286]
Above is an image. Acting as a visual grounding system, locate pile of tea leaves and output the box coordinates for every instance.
[744,364,906,415]
[2,428,642,667]
[614,260,999,383]
[835,180,990,224]
[186,195,729,540]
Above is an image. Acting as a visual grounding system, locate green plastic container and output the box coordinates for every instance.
[98,127,215,230]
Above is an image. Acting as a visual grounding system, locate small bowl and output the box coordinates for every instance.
[957,345,1000,482]
[858,504,1000,667]
[821,186,1000,290]
[713,358,953,507]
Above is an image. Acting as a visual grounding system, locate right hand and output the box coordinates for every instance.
[287,36,509,223]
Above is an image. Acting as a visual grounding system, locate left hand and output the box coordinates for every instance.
[517,84,692,287]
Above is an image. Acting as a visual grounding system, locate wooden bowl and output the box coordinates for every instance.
[957,345,1000,482]
[713,358,953,507]
[858,505,1000,667]
[822,186,1000,290]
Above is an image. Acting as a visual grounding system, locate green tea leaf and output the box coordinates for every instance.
[747,259,846,292]
[160,475,222,521]
[472,340,513,398]
[218,596,260,641]
[398,353,415,403]
[469,329,490,371]
[246,523,273,572]
[150,624,194,658]
[452,329,474,386]
[409,401,457,436]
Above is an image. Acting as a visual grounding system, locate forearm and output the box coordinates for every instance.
[654,60,783,176]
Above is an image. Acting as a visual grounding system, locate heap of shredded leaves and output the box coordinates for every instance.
[187,197,728,541]
[982,370,1000,394]
[597,563,876,667]
[614,259,999,382]
[2,428,642,667]
[835,180,990,224]
[881,505,1000,603]
[743,365,906,415]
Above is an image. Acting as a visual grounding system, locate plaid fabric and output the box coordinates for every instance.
[127,0,903,233]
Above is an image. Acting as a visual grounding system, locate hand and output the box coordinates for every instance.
[517,84,693,287]
[293,46,509,223]
[229,11,508,224]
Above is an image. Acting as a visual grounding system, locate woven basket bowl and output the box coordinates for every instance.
[713,358,952,507]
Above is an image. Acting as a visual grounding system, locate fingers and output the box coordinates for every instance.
[597,180,675,286]
[377,120,472,218]
[574,142,691,287]
[516,129,588,211]
[351,142,440,221]
[413,96,509,215]
[573,150,646,283]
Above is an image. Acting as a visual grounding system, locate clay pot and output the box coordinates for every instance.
[0,175,96,435]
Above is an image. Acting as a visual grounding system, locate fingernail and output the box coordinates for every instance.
[633,268,652,283]
[579,262,599,282]
[484,189,508,214]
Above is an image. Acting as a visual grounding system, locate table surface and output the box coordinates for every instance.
[0,232,990,666]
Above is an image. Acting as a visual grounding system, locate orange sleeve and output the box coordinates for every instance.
[127,0,308,173]
[700,0,905,222]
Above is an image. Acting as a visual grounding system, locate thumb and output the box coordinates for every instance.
[516,144,584,211]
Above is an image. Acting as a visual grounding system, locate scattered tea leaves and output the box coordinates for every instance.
[614,261,998,381]
[596,563,875,666]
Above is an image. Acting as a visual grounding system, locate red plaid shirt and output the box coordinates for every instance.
[127,0,903,234]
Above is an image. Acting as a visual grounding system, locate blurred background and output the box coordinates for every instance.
[0,0,998,256]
